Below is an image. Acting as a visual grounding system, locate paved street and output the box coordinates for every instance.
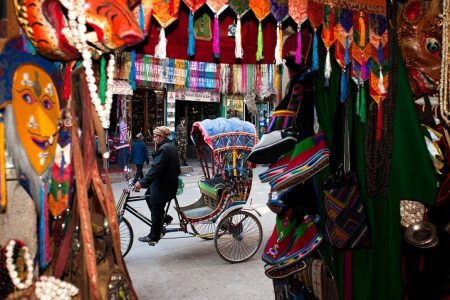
[111,160,276,299]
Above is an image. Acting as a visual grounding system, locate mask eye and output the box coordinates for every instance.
[425,38,441,53]
[42,98,53,110]
[22,93,35,104]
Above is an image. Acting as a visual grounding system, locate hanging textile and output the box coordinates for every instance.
[133,0,153,36]
[288,0,308,64]
[335,8,353,102]
[321,5,339,87]
[307,1,324,71]
[270,0,289,65]
[228,0,250,59]
[206,0,229,58]
[152,0,182,59]
[249,0,271,61]
[183,0,207,56]
[351,11,371,123]
[368,14,388,141]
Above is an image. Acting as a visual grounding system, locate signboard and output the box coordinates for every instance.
[174,90,220,102]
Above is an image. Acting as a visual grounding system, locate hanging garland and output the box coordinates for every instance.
[3,240,34,290]
[64,0,115,129]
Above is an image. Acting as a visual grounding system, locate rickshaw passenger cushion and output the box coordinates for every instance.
[198,177,226,201]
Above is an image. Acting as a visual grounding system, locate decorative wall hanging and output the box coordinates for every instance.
[194,11,213,41]
[270,0,289,65]
[11,64,60,268]
[321,5,339,86]
[206,0,229,58]
[13,0,144,61]
[368,14,388,140]
[288,0,308,64]
[11,64,60,176]
[183,0,207,56]
[153,0,182,59]
[335,8,353,101]
[307,1,324,71]
[228,0,250,59]
[133,0,153,36]
[351,11,371,123]
[249,0,270,61]
[48,129,73,218]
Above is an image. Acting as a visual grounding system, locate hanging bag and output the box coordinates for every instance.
[322,102,371,249]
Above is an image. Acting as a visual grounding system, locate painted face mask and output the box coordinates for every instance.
[12,64,60,175]
[397,0,442,98]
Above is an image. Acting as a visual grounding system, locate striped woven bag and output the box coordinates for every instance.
[323,171,371,249]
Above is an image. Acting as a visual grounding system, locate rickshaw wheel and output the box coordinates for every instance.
[191,221,216,240]
[214,210,262,263]
[119,217,133,257]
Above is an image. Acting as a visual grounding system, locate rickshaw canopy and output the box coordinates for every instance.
[191,118,258,153]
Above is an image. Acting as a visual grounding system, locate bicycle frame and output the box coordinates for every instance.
[117,188,190,235]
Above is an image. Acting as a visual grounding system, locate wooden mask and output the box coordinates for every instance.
[12,64,60,175]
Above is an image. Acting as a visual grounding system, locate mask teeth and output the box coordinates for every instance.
[48,135,54,145]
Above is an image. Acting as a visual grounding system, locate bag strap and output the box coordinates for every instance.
[343,100,351,173]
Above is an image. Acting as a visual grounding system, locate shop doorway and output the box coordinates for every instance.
[175,101,220,157]
[131,89,166,143]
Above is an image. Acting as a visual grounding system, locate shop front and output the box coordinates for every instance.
[169,90,221,157]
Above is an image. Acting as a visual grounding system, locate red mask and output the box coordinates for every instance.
[397,0,442,98]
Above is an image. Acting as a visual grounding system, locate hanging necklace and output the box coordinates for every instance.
[63,0,115,129]
[4,240,34,290]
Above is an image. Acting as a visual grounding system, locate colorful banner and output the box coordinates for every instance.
[183,0,207,12]
[152,0,181,28]
[249,0,270,21]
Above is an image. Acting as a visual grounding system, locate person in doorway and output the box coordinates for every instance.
[134,126,181,245]
[129,133,149,183]
[176,117,189,166]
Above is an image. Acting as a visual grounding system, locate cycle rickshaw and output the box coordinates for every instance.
[116,117,263,263]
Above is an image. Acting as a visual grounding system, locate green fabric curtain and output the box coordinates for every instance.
[314,48,437,300]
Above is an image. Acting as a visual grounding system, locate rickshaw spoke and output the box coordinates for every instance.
[214,210,262,263]
[191,221,216,240]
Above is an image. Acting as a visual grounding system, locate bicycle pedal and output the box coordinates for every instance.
[148,241,158,246]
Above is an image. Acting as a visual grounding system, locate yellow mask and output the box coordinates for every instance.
[12,64,60,175]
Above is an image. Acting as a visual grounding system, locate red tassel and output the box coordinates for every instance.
[376,102,383,141]
[62,64,72,101]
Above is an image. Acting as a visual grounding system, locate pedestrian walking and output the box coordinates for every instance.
[129,133,149,183]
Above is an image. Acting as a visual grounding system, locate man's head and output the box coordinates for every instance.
[153,126,171,145]
[180,117,185,125]
[136,132,143,139]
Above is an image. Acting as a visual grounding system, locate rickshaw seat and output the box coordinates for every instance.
[179,177,228,220]
[198,176,226,202]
